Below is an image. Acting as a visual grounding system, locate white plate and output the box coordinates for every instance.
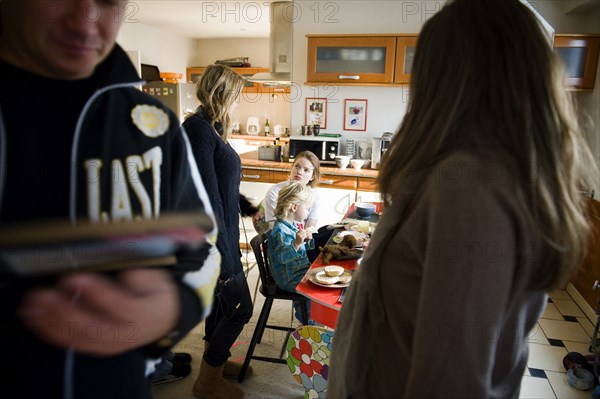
[333,230,366,244]
[307,267,353,288]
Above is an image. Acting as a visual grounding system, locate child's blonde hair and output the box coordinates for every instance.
[273,181,313,221]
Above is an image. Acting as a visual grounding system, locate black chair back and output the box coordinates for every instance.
[250,232,278,296]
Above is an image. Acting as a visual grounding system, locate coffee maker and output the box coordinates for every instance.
[371,132,393,169]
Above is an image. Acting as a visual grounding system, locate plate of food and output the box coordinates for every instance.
[332,230,367,245]
[307,266,353,288]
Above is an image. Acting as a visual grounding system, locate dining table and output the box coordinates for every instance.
[296,202,384,329]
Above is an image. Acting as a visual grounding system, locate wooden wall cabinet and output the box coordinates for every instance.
[306,34,418,86]
[306,35,398,85]
[554,34,600,92]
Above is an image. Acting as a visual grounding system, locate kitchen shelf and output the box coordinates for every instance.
[187,66,287,93]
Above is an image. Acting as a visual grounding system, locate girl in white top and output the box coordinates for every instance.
[253,151,322,233]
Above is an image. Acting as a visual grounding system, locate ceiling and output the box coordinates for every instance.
[132,1,274,39]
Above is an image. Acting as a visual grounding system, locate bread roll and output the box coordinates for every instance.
[315,273,339,285]
[324,265,345,276]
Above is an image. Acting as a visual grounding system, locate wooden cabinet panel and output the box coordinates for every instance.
[318,175,358,191]
[394,35,417,84]
[554,34,600,92]
[306,35,397,84]
[241,168,289,184]
[357,177,378,192]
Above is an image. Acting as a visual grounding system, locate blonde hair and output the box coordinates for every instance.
[378,0,599,291]
[274,181,313,221]
[194,64,245,141]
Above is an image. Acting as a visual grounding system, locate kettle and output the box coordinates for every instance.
[273,124,286,136]
[246,116,261,135]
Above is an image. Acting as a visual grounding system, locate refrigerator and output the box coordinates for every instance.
[141,82,199,123]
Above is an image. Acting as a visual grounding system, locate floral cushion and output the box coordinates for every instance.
[286,325,335,399]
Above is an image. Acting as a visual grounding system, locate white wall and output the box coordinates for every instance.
[117,22,197,78]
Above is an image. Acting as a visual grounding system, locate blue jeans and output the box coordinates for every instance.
[203,271,253,366]
[151,351,174,382]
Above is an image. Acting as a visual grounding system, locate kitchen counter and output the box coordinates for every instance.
[239,150,378,180]
[238,151,381,235]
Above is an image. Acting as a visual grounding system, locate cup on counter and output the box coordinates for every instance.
[335,155,350,170]
[313,124,320,136]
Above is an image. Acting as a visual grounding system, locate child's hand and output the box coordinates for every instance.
[295,229,308,246]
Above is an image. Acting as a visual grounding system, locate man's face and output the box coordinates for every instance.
[0,0,128,80]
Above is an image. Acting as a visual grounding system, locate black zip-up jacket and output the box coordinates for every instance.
[0,45,219,399]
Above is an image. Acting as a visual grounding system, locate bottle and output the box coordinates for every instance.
[274,137,282,162]
[264,118,270,135]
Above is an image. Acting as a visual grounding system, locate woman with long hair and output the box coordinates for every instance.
[329,0,599,397]
[183,64,257,399]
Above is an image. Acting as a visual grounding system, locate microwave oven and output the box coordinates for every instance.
[288,136,340,164]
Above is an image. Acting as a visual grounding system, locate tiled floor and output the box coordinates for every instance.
[520,290,600,398]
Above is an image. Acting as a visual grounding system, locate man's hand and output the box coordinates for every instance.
[18,269,179,356]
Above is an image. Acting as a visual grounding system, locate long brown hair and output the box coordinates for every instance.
[194,64,245,141]
[378,0,598,291]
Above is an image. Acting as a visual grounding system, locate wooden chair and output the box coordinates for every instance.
[238,232,309,383]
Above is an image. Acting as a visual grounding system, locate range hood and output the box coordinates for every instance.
[249,1,292,86]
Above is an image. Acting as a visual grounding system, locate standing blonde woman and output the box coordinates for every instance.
[329,0,599,398]
[183,64,258,399]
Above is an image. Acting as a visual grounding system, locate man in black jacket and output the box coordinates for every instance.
[0,1,219,398]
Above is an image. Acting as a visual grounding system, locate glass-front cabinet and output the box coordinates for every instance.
[306,35,397,84]
[394,35,417,84]
[553,34,600,92]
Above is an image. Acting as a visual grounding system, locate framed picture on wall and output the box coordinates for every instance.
[343,99,368,131]
[305,98,328,129]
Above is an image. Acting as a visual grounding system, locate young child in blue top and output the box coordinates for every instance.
[268,181,314,323]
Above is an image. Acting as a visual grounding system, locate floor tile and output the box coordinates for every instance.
[563,340,594,355]
[519,375,556,399]
[552,299,585,318]
[528,343,568,372]
[546,370,592,399]
[528,322,550,345]
[547,338,565,347]
[529,368,547,378]
[539,319,590,343]
[541,303,564,320]
[549,290,572,300]
[578,317,596,337]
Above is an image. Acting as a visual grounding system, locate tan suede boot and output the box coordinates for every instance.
[193,359,245,399]
[204,342,253,379]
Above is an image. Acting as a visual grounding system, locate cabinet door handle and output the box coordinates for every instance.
[338,75,360,80]
[243,174,260,179]
[320,179,334,185]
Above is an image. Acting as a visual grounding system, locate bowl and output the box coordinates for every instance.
[335,155,350,169]
[354,202,376,218]
[350,159,365,171]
